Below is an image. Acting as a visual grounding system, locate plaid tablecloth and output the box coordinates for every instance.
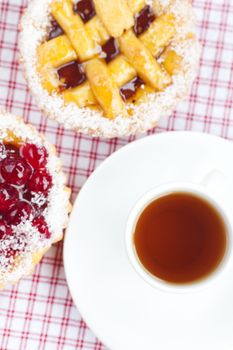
[0,0,233,349]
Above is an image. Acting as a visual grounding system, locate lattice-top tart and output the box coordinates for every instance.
[0,111,71,289]
[20,0,200,137]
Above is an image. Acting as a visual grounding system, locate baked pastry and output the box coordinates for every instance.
[20,0,200,137]
[0,110,71,289]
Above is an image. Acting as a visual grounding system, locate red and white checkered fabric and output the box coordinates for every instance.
[0,0,233,349]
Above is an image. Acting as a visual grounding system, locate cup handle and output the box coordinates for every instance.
[200,169,233,214]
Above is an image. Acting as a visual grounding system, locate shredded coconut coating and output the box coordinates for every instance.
[0,110,71,289]
[19,0,201,138]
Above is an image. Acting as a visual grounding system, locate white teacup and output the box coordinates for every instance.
[125,172,233,293]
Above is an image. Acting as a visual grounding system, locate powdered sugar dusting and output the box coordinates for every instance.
[19,0,200,138]
[0,111,70,287]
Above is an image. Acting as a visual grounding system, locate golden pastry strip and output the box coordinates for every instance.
[160,48,182,75]
[85,16,110,45]
[93,0,134,38]
[37,35,77,92]
[37,35,77,68]
[119,30,171,90]
[85,58,128,119]
[63,82,97,107]
[140,14,175,56]
[108,55,137,87]
[127,0,147,14]
[51,0,97,61]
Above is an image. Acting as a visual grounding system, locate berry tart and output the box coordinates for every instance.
[0,111,71,289]
[20,0,200,137]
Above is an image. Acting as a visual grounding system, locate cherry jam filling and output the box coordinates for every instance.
[32,216,51,239]
[0,142,53,261]
[5,201,34,226]
[1,156,32,187]
[120,77,144,101]
[57,61,87,90]
[73,0,96,23]
[0,222,12,240]
[134,5,156,36]
[28,170,52,195]
[48,19,64,41]
[0,184,19,211]
[101,38,120,64]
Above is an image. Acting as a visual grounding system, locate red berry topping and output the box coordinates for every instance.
[32,216,51,239]
[23,190,48,212]
[0,143,6,158]
[5,201,33,225]
[0,143,19,160]
[28,170,52,194]
[20,144,48,170]
[5,249,17,260]
[5,144,20,157]
[0,183,19,211]
[0,155,32,187]
[0,221,12,239]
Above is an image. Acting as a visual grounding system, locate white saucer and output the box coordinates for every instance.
[64,132,233,350]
